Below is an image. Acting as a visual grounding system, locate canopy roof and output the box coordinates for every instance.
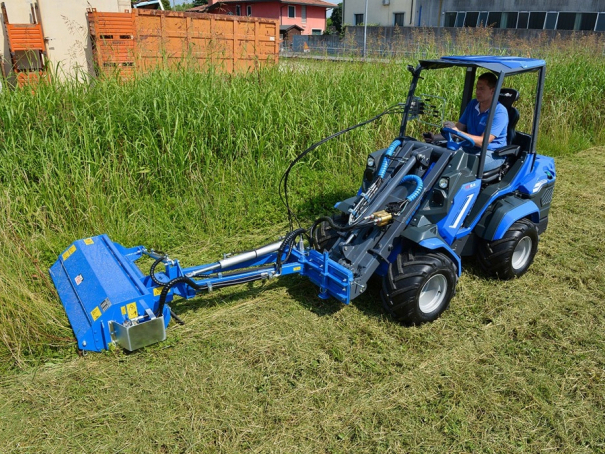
[420,55,546,74]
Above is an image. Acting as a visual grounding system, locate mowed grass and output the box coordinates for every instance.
[0,38,605,451]
[0,149,604,452]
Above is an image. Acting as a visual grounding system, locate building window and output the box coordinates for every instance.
[312,29,322,35]
[444,12,456,27]
[580,13,598,30]
[236,5,241,16]
[487,12,501,28]
[354,14,363,25]
[518,12,529,29]
[302,5,306,23]
[501,12,518,28]
[288,5,295,18]
[596,13,605,31]
[455,12,465,27]
[394,13,404,27]
[528,12,546,29]
[478,11,488,27]
[464,11,479,27]
[247,5,252,16]
[545,12,558,29]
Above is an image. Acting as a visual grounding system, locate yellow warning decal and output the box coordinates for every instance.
[153,287,163,297]
[62,245,77,261]
[84,238,94,245]
[126,302,138,319]
[121,306,127,316]
[91,306,102,321]
[293,266,301,272]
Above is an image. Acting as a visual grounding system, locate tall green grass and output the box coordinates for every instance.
[1,36,605,368]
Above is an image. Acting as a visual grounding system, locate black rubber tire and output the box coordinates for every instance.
[477,218,538,280]
[312,213,346,253]
[381,247,457,325]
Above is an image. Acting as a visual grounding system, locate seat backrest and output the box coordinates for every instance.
[498,88,520,145]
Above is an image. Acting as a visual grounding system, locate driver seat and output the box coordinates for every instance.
[482,88,521,184]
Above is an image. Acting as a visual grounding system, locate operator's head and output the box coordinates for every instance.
[475,72,497,105]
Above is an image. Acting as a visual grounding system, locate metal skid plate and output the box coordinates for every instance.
[110,315,166,352]
[49,234,170,352]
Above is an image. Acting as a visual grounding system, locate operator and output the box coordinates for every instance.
[446,72,508,171]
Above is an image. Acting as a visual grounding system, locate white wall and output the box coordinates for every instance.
[344,0,414,27]
[1,0,130,82]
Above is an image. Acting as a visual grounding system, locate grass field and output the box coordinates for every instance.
[1,38,605,451]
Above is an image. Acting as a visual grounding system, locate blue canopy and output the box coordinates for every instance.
[420,55,546,74]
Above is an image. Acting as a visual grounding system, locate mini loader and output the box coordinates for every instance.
[50,56,556,352]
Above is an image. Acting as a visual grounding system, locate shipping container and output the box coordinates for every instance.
[87,8,279,77]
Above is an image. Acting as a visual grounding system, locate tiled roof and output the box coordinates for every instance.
[190,0,336,9]
[187,5,211,12]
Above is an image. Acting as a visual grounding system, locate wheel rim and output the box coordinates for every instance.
[512,236,532,270]
[419,274,448,314]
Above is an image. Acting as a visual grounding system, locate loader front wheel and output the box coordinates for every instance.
[381,247,457,325]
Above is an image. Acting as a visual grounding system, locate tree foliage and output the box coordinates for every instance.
[331,3,342,34]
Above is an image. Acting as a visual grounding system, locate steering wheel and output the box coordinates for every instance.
[441,127,475,151]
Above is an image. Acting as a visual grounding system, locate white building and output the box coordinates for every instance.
[1,0,131,81]
[343,0,416,27]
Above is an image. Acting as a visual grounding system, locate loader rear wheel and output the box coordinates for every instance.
[312,213,346,253]
[477,218,538,280]
[381,247,457,325]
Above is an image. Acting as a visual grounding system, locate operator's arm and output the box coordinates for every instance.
[451,126,494,148]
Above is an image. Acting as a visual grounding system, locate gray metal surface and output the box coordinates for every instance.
[110,316,166,351]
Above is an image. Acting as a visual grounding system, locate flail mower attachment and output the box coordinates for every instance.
[50,233,353,352]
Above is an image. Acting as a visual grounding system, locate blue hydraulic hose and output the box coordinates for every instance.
[377,139,402,178]
[400,174,423,202]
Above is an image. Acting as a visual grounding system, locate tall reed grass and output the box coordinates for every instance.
[1,35,604,367]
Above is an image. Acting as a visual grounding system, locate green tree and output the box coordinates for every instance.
[192,0,208,6]
[174,2,195,11]
[331,3,342,34]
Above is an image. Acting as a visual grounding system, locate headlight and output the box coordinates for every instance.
[438,177,448,189]
[367,156,375,167]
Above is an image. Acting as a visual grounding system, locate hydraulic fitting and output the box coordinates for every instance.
[368,210,393,226]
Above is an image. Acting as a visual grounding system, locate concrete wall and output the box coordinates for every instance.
[293,25,605,55]
[1,0,130,82]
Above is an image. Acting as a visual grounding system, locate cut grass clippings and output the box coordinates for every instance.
[0,149,604,452]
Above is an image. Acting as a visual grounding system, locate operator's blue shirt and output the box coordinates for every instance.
[459,99,508,150]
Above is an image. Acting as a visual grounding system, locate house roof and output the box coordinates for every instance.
[187,4,211,13]
[280,24,304,32]
[192,0,336,9]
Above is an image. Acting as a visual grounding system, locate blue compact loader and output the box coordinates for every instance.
[50,56,556,352]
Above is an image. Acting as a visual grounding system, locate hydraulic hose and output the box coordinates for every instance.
[150,255,168,287]
[155,272,267,318]
[377,139,402,178]
[400,174,423,202]
[276,228,307,273]
[280,104,405,230]
[310,216,374,248]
